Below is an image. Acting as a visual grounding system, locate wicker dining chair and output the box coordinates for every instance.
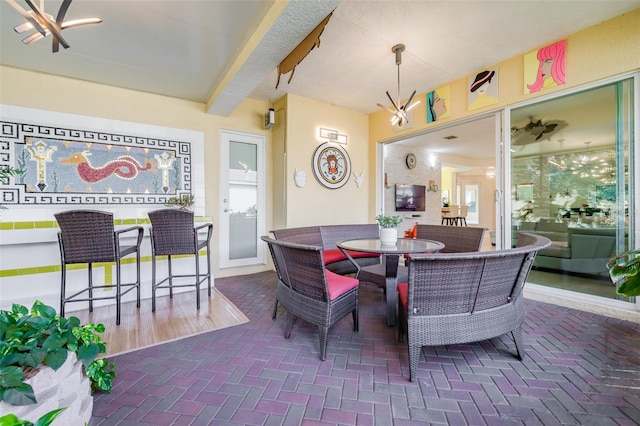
[415,224,486,253]
[261,235,359,361]
[55,210,144,325]
[148,209,213,312]
[397,233,551,381]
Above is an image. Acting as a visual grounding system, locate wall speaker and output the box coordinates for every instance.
[264,108,275,129]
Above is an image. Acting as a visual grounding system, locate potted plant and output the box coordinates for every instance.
[165,194,195,210]
[0,301,115,425]
[375,214,403,245]
[0,408,65,426]
[607,249,640,297]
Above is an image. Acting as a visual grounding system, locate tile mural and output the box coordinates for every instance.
[1,121,192,205]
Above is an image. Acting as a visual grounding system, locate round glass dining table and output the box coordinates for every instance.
[337,238,444,326]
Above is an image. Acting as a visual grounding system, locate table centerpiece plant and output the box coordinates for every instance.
[165,194,195,210]
[0,300,115,424]
[375,214,403,245]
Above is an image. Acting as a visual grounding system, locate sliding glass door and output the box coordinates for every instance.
[508,79,634,301]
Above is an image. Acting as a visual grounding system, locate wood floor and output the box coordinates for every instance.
[71,288,249,357]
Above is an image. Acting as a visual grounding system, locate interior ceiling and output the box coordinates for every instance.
[1,0,638,159]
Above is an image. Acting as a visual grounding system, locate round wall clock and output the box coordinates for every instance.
[406,153,417,169]
[312,142,351,189]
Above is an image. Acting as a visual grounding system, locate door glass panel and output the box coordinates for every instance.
[509,81,633,301]
[464,184,479,224]
[220,130,265,269]
[229,141,257,260]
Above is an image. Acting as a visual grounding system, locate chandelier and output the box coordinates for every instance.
[569,141,614,180]
[485,167,496,180]
[377,44,420,127]
[6,0,102,52]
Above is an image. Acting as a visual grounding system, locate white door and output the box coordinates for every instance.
[219,130,266,268]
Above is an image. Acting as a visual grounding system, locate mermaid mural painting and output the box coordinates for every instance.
[525,39,566,94]
[16,137,180,195]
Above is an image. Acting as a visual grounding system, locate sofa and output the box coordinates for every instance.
[512,219,569,245]
[532,226,617,276]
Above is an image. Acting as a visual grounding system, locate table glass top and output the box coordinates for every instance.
[337,238,444,254]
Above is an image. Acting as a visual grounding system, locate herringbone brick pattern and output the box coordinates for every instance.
[91,271,640,425]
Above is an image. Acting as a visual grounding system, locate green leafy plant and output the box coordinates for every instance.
[0,167,24,183]
[0,301,114,406]
[0,408,66,426]
[607,249,640,297]
[375,214,403,228]
[165,194,195,210]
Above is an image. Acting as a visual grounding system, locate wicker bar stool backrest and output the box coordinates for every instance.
[55,210,117,264]
[148,209,197,255]
[416,224,486,253]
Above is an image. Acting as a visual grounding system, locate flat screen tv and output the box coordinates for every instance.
[395,184,426,211]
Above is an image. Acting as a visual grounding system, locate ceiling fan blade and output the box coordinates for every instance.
[25,0,69,49]
[377,103,396,115]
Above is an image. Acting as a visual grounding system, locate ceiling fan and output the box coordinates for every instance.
[377,44,420,128]
[511,116,568,145]
[6,0,102,52]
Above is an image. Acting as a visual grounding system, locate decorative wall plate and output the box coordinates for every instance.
[312,142,351,189]
[406,152,417,169]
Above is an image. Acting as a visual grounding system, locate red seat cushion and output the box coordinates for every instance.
[323,249,379,265]
[326,270,359,300]
[397,282,408,310]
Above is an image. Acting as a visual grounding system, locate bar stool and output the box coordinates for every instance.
[55,210,144,325]
[441,205,459,225]
[456,205,469,226]
[148,208,213,312]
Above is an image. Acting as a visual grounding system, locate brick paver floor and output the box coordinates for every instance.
[91,271,640,425]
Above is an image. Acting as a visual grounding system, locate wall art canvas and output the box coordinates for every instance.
[468,68,499,110]
[524,39,566,94]
[426,85,450,123]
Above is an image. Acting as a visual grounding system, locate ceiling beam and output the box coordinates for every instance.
[206,0,342,116]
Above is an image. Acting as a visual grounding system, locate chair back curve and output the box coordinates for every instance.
[261,235,328,301]
[400,233,551,380]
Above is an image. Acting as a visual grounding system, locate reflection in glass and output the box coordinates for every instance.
[510,81,632,302]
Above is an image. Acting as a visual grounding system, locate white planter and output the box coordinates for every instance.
[379,227,398,245]
[0,353,93,425]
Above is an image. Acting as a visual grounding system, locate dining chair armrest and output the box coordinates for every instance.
[195,222,213,243]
